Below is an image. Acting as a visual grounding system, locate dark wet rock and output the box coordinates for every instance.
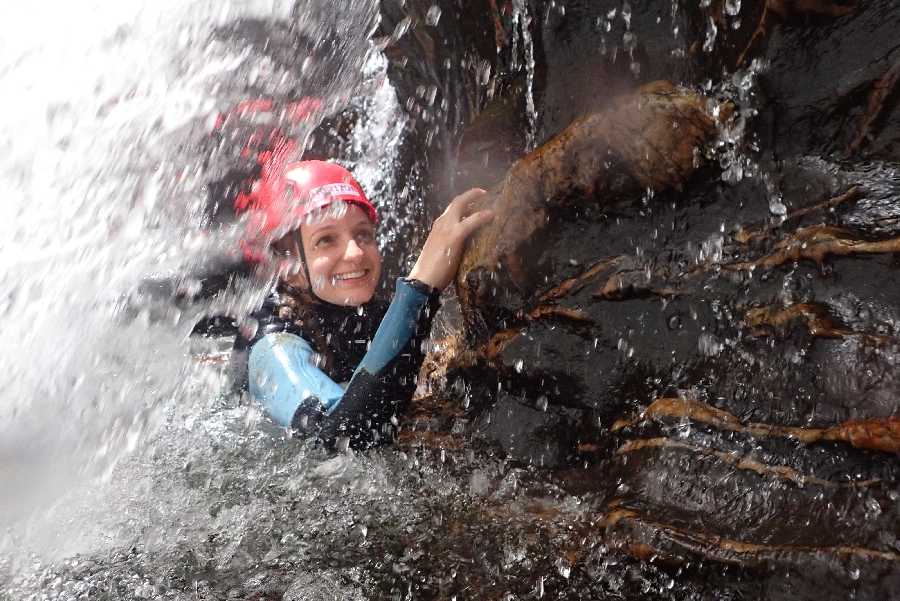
[382,0,900,593]
[455,80,726,322]
[760,2,900,160]
[471,391,574,467]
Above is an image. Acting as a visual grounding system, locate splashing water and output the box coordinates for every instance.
[0,0,395,558]
[0,0,275,535]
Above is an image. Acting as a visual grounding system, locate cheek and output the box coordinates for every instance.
[308,255,335,279]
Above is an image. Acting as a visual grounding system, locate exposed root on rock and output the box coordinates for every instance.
[613,395,900,453]
[745,301,896,345]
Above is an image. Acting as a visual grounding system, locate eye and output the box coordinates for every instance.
[355,229,375,244]
[313,234,334,248]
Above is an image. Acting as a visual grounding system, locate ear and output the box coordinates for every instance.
[283,263,310,290]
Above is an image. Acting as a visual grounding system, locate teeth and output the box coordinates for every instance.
[335,271,365,281]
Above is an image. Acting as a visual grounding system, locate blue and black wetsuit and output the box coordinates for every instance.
[231,278,440,449]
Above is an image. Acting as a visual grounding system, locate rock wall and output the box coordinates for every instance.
[382,0,900,591]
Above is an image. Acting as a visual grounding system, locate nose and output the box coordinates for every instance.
[344,239,364,262]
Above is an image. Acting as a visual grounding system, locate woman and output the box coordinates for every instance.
[231,159,493,450]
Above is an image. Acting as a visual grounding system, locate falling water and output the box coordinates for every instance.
[510,0,538,152]
[0,0,294,531]
[0,0,406,588]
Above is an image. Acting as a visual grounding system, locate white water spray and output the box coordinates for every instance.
[0,0,391,556]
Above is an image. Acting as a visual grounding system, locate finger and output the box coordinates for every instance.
[455,209,494,240]
[446,188,487,219]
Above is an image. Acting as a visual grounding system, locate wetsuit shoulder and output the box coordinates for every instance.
[229,295,308,393]
[233,296,305,351]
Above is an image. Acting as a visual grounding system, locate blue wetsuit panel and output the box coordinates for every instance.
[247,278,430,428]
[248,333,344,426]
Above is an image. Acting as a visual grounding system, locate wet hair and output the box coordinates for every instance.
[271,282,336,375]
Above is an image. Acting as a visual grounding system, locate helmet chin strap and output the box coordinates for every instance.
[291,230,319,302]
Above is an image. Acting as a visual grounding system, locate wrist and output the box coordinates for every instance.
[406,264,445,291]
[401,277,441,297]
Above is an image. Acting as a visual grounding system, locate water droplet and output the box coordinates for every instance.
[469,470,490,495]
[239,317,259,339]
[536,395,548,411]
[313,275,325,290]
[621,2,631,28]
[866,497,882,517]
[392,16,411,41]
[698,333,723,357]
[425,85,438,106]
[477,59,491,86]
[703,15,718,52]
[769,196,787,216]
[353,523,368,539]
[514,358,524,372]
[667,314,682,330]
[426,5,442,26]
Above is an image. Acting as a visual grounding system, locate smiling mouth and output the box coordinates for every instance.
[333,270,368,283]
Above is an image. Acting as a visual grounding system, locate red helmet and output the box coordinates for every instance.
[282,161,378,224]
[236,154,378,264]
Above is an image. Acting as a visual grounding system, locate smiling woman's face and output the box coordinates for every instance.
[282,203,382,306]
